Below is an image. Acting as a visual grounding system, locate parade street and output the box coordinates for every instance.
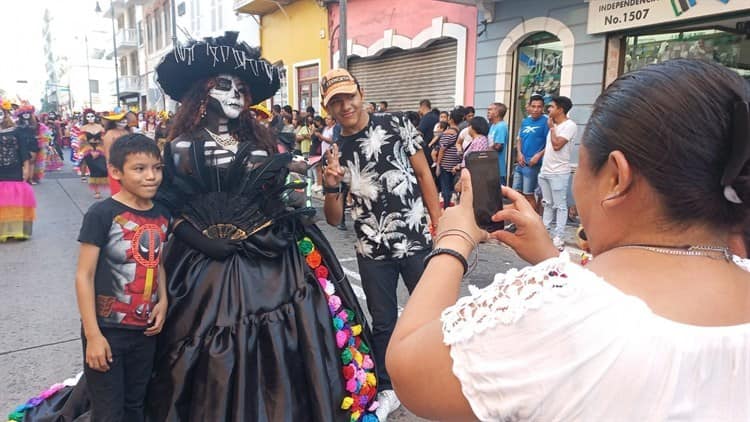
[0,159,529,421]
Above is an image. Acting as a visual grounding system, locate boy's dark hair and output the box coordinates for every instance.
[379,101,388,109]
[109,134,161,171]
[464,106,475,115]
[282,105,292,115]
[470,116,490,136]
[273,104,281,113]
[419,99,432,109]
[439,111,449,118]
[369,102,377,110]
[551,96,573,114]
[529,94,545,106]
[449,108,465,125]
[306,106,315,115]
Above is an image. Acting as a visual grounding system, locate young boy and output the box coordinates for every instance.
[75,133,169,421]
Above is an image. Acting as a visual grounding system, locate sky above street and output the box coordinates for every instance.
[0,1,98,105]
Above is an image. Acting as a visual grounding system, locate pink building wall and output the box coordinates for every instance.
[329,0,477,106]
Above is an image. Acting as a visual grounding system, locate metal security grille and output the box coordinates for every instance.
[348,38,458,112]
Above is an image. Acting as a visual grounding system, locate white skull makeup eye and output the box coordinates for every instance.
[85,113,96,123]
[116,119,128,129]
[22,113,31,120]
[215,77,233,91]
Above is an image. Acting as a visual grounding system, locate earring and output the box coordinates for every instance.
[199,100,207,119]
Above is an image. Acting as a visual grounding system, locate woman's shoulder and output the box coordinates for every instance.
[441,253,620,345]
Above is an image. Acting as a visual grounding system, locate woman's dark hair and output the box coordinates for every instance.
[109,133,161,171]
[306,106,315,116]
[470,116,489,136]
[168,76,276,155]
[282,105,293,115]
[583,59,750,229]
[313,115,324,127]
[464,106,475,116]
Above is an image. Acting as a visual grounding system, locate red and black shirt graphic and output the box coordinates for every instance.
[78,198,171,329]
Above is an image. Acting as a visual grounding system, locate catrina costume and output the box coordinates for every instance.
[0,125,36,242]
[77,132,108,193]
[12,32,378,422]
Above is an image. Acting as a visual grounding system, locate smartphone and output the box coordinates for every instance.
[465,151,504,232]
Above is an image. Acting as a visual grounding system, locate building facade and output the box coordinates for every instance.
[329,0,478,112]
[236,0,330,113]
[142,0,260,112]
[459,0,749,175]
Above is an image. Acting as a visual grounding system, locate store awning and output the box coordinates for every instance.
[234,0,295,16]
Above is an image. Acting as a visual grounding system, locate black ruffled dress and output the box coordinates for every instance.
[17,134,379,422]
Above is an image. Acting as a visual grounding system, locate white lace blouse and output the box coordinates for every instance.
[441,253,750,421]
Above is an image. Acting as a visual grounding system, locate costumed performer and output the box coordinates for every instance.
[154,110,170,152]
[0,102,36,241]
[14,105,46,184]
[12,31,378,422]
[77,109,105,182]
[77,127,109,199]
[101,110,131,195]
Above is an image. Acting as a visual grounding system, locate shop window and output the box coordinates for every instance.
[508,32,563,175]
[625,29,750,78]
[272,66,288,108]
[297,64,319,112]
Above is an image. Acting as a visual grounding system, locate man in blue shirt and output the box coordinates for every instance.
[487,102,509,185]
[512,94,549,210]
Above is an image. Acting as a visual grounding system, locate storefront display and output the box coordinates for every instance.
[624,29,749,78]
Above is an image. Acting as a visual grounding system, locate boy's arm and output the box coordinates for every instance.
[75,243,112,372]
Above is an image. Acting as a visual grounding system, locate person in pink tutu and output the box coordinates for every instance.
[0,100,36,241]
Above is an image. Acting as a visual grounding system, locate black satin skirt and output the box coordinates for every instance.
[22,225,369,422]
[146,223,351,422]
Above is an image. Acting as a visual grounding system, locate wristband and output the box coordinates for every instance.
[423,247,468,275]
[323,184,342,194]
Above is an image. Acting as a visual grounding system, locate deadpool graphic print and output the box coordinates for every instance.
[78,198,170,330]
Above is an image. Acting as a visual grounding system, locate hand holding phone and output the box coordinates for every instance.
[465,151,504,232]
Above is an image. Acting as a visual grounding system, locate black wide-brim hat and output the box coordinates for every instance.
[156,31,281,104]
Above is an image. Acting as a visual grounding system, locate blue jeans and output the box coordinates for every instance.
[438,170,457,208]
[511,164,540,195]
[357,250,429,391]
[538,173,569,238]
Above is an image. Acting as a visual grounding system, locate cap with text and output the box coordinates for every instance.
[320,68,359,107]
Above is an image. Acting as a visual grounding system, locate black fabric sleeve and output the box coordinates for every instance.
[77,203,112,248]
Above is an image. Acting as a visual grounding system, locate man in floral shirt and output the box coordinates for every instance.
[321,68,441,420]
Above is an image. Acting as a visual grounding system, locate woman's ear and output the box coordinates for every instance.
[601,150,633,205]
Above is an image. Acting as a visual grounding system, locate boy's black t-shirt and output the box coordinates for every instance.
[78,198,171,330]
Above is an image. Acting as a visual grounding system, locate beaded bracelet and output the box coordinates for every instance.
[423,248,469,275]
[434,229,479,274]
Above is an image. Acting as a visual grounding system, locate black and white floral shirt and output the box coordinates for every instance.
[337,113,431,260]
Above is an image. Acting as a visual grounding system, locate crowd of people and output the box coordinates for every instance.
[3,29,749,422]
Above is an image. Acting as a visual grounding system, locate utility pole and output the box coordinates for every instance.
[338,0,347,69]
[85,35,93,108]
[171,0,177,46]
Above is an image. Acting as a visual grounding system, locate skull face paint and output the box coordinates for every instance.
[85,113,96,124]
[116,119,128,129]
[208,74,246,119]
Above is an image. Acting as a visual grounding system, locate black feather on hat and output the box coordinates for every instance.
[156,31,281,104]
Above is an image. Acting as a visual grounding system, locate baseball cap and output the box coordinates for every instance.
[320,68,359,107]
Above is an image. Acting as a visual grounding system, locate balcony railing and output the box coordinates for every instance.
[116,28,138,50]
[115,75,143,95]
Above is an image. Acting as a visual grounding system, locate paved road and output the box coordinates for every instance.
[0,158,531,421]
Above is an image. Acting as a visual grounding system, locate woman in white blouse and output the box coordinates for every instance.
[387,59,750,421]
